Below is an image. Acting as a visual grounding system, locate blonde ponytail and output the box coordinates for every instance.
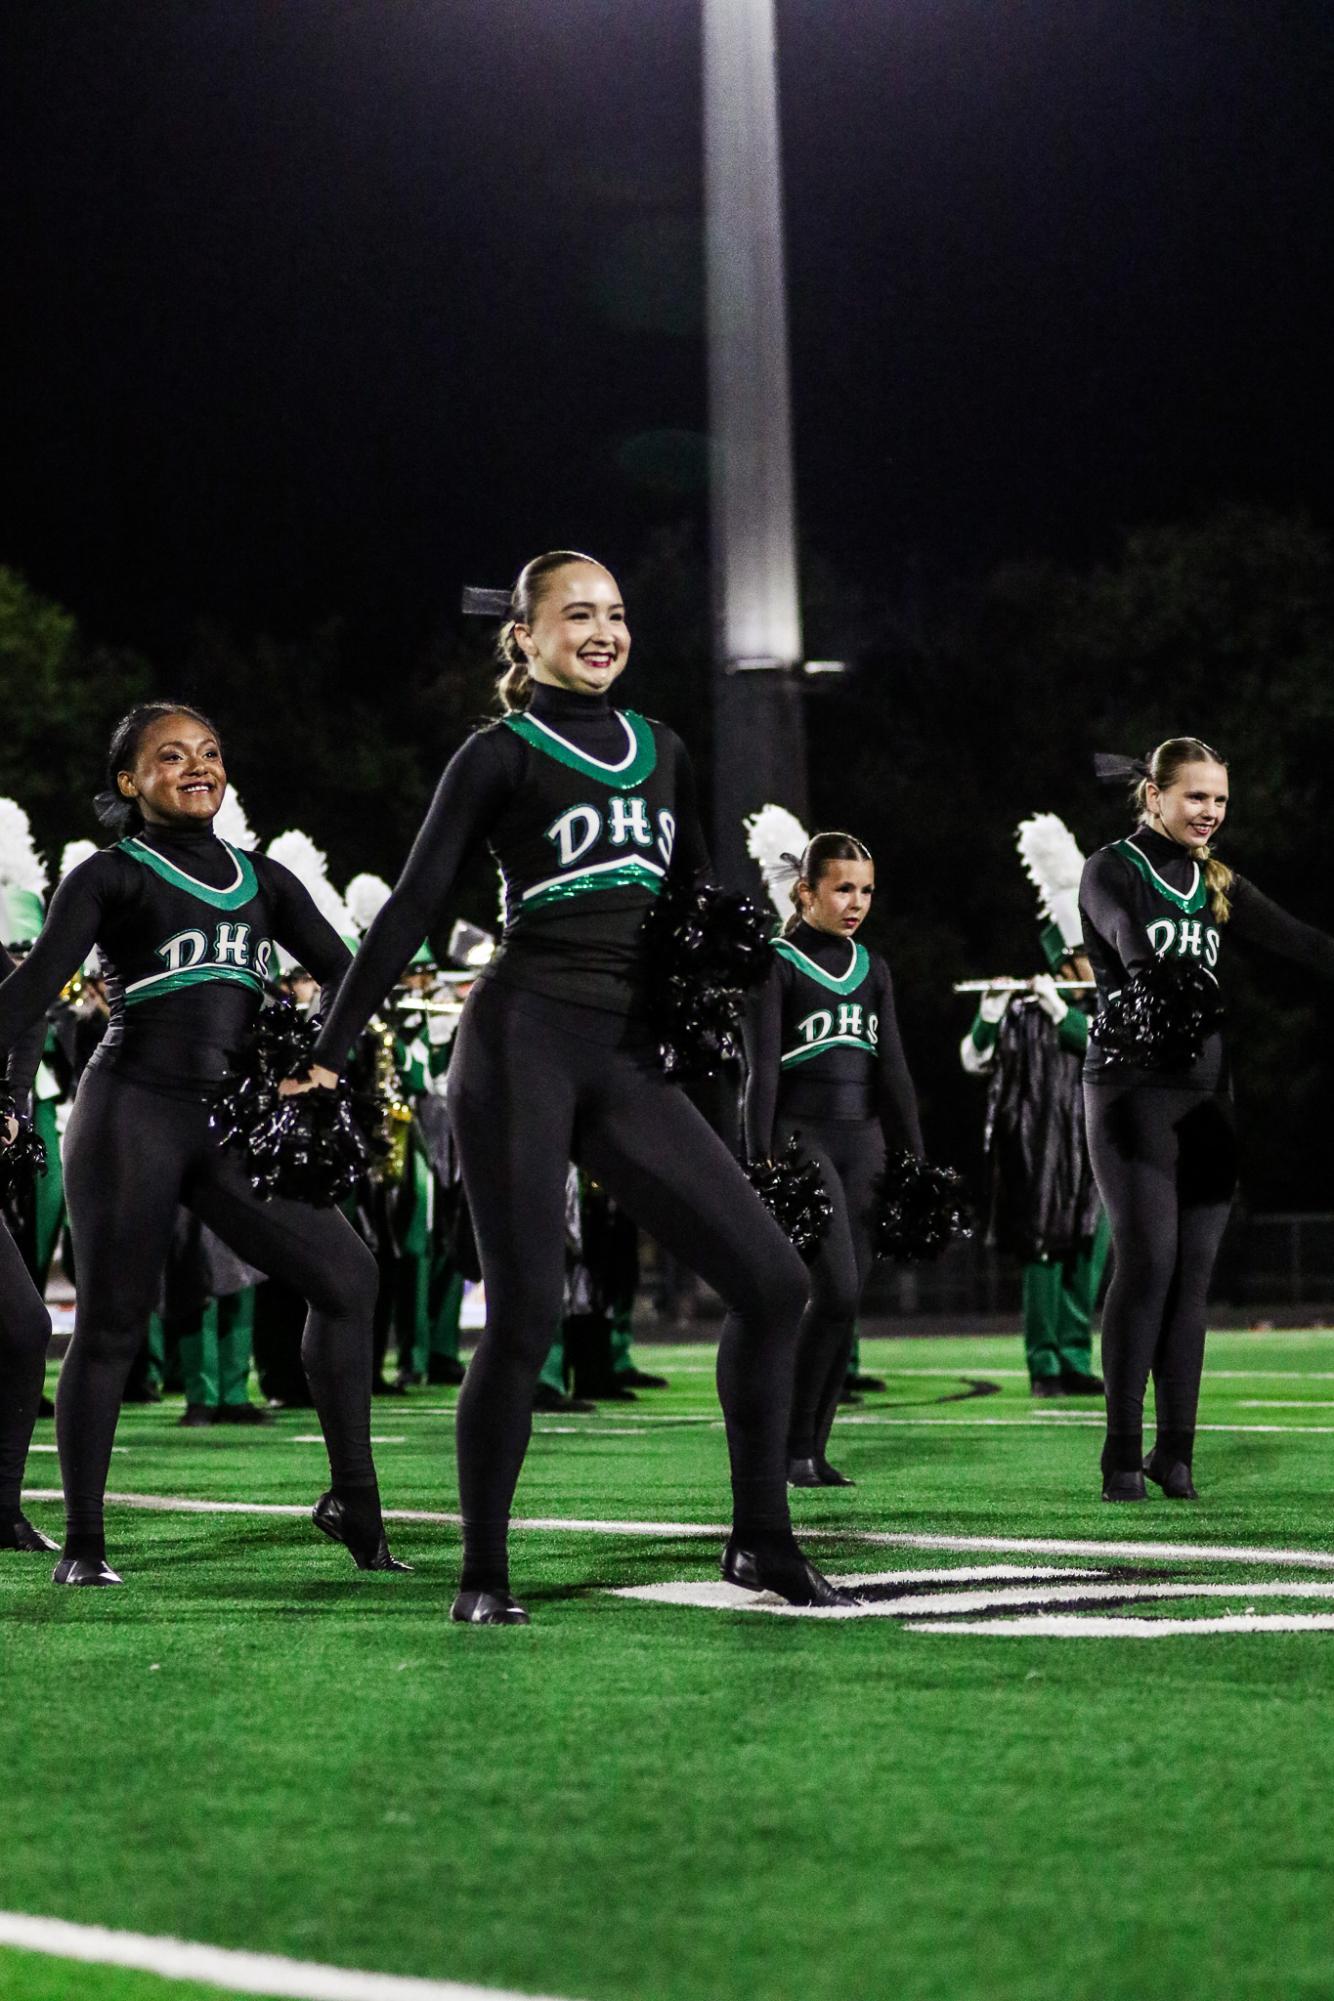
[490,548,601,716]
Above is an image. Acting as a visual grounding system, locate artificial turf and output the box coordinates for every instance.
[6,1331,1334,2001]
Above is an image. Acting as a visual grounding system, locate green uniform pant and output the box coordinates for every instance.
[178,1291,257,1408]
[1022,1214,1111,1381]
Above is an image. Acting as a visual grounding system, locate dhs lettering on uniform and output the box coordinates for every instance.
[1146,916,1220,967]
[796,1005,880,1050]
[545,799,676,868]
[158,924,273,979]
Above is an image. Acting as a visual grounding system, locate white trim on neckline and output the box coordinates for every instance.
[524,710,639,774]
[127,835,245,897]
[1129,836,1200,906]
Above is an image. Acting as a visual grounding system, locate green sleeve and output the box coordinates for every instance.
[1057,1006,1090,1056]
[969,1009,1000,1054]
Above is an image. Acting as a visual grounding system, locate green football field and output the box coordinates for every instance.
[6,1329,1334,2001]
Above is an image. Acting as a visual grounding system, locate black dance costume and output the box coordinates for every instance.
[743,920,922,1484]
[1081,826,1334,1495]
[0,822,398,1580]
[0,949,54,1551]
[313,682,838,1617]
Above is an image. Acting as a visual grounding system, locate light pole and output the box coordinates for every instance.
[703,0,810,886]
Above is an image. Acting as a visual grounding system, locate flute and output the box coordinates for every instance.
[952,978,1096,995]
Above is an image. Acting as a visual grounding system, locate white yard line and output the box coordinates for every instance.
[0,1911,572,2001]
[912,1613,1334,1637]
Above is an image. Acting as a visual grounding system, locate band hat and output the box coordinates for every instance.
[1016,813,1086,959]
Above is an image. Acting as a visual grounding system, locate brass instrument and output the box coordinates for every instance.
[368,1017,413,1185]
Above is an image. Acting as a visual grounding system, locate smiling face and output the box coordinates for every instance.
[799,857,876,937]
[1145,758,1229,852]
[118,713,226,829]
[513,560,630,697]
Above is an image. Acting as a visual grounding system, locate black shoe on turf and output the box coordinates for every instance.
[52,1555,123,1586]
[1101,1469,1147,1502]
[721,1538,862,1607]
[1144,1450,1199,1499]
[311,1492,412,1572]
[179,1403,218,1427]
[1031,1376,1066,1399]
[371,1375,408,1397]
[450,1589,531,1625]
[532,1385,596,1414]
[818,1459,856,1487]
[216,1402,274,1426]
[847,1372,887,1394]
[787,1456,825,1488]
[427,1355,467,1386]
[1,1516,59,1553]
[837,1388,863,1406]
[37,1395,54,1419]
[616,1368,669,1390]
[122,1386,163,1406]
[1058,1370,1106,1396]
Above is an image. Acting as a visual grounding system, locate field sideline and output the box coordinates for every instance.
[6,1330,1334,2001]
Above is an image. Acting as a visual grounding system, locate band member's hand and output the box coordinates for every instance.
[1029,973,1069,1024]
[978,987,1012,1024]
[277,1063,340,1098]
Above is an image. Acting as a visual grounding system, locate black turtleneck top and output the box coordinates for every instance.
[741,918,923,1159]
[0,821,349,1099]
[314,682,710,1067]
[1080,825,1334,1092]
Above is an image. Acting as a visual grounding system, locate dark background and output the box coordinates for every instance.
[3,0,1332,1204]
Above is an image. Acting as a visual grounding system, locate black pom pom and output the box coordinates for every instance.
[873,1151,974,1264]
[1090,957,1224,1070]
[0,1091,48,1198]
[744,1135,835,1263]
[640,878,773,1080]
[210,998,384,1206]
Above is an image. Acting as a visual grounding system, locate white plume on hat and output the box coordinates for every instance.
[744,803,810,919]
[267,829,355,940]
[0,800,48,896]
[59,840,99,880]
[1016,812,1086,953]
[345,872,392,935]
[213,787,259,851]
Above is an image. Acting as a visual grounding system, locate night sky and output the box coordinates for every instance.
[4,0,1332,660]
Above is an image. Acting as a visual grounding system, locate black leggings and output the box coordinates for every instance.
[447,982,810,1589]
[1084,1083,1237,1458]
[776,1114,883,1461]
[59,1069,380,1550]
[0,1216,53,1522]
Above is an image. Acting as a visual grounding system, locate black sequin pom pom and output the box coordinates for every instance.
[641,878,773,1080]
[744,1136,835,1263]
[0,1090,48,1197]
[873,1151,974,1263]
[1090,957,1224,1070]
[210,998,383,1206]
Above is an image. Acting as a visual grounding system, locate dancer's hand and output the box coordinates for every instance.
[278,1063,340,1098]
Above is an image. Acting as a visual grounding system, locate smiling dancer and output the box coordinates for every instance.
[1083,737,1334,1502]
[287,550,852,1623]
[0,703,404,1583]
[742,832,923,1488]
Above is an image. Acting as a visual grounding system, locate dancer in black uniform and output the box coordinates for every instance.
[0,952,54,1553]
[1082,737,1334,1501]
[0,704,403,1583]
[289,551,849,1623]
[743,834,923,1488]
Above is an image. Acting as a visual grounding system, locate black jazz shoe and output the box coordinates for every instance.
[311,1492,412,1572]
[721,1538,862,1607]
[1101,1469,1147,1502]
[52,1555,123,1586]
[1,1516,59,1553]
[1144,1450,1199,1499]
[787,1456,825,1488]
[450,1589,531,1625]
[817,1459,856,1487]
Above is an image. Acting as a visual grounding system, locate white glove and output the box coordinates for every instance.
[1029,973,1069,1024]
[978,988,1012,1024]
